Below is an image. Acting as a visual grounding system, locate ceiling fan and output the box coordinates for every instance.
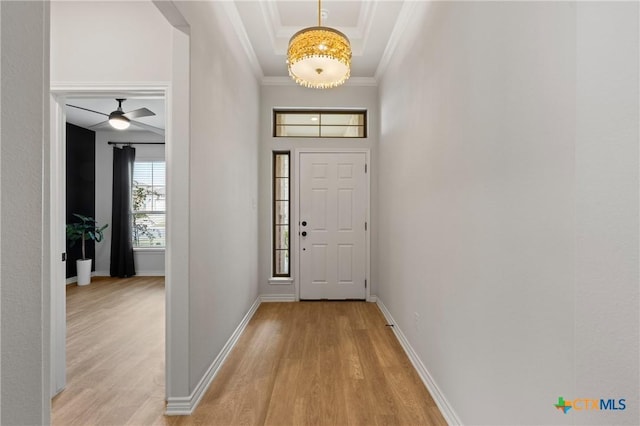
[66,98,163,135]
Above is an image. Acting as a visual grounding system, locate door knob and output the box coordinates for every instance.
[301,221,307,227]
[301,231,307,237]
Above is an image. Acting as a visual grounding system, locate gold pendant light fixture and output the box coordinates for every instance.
[286,0,352,89]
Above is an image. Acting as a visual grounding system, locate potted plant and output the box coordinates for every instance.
[66,213,108,286]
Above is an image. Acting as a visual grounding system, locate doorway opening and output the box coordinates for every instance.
[49,88,170,422]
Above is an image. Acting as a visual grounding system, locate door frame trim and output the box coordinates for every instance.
[49,83,171,398]
[294,148,371,301]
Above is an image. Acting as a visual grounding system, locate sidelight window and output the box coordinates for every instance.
[273,152,290,277]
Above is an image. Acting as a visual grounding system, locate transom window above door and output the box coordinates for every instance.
[273,110,367,138]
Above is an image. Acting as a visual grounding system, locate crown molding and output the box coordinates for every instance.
[354,0,376,39]
[260,0,281,54]
[152,0,190,35]
[357,0,378,53]
[375,0,422,81]
[219,1,264,79]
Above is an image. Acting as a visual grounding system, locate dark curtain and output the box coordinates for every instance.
[110,146,136,277]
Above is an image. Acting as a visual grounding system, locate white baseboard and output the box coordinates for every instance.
[260,294,296,302]
[66,271,103,284]
[367,295,378,302]
[67,271,102,284]
[165,296,262,415]
[95,270,165,277]
[66,271,165,284]
[134,271,166,276]
[376,298,462,426]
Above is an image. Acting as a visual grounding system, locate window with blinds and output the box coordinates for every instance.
[132,161,166,248]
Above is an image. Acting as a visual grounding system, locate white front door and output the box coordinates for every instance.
[299,152,368,300]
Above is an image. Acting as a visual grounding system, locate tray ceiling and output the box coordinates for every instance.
[232,0,407,79]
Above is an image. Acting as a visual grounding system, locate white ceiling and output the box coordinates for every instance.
[232,0,406,79]
[65,98,165,133]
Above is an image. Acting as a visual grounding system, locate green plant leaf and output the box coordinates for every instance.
[66,214,108,246]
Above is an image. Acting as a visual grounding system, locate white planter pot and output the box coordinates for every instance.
[76,259,92,286]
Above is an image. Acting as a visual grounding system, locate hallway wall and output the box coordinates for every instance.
[172,1,260,393]
[0,1,50,424]
[378,2,638,424]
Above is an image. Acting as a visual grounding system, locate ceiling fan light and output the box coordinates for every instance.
[108,112,130,130]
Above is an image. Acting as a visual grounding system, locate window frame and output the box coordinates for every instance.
[273,109,367,138]
[272,151,291,277]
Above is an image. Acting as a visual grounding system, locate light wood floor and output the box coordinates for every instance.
[53,278,447,426]
[52,276,166,426]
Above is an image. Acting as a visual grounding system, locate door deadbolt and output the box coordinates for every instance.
[301,221,307,227]
[301,231,307,237]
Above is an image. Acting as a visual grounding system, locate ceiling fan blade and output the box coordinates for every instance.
[66,104,109,117]
[123,107,155,119]
[129,120,165,136]
[88,120,110,130]
[86,119,164,135]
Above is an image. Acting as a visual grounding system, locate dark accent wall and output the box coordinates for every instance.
[66,123,96,278]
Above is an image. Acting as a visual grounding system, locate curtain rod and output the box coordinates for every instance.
[108,141,165,145]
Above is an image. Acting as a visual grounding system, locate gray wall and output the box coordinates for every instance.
[378,2,638,424]
[574,3,639,421]
[172,1,260,392]
[0,1,50,424]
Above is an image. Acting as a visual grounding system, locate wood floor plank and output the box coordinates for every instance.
[53,284,447,426]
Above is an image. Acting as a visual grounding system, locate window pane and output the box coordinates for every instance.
[275,250,289,276]
[274,177,289,201]
[277,113,320,125]
[133,212,166,247]
[321,113,364,126]
[274,155,289,178]
[275,201,288,225]
[320,125,365,138]
[276,124,320,137]
[275,225,289,250]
